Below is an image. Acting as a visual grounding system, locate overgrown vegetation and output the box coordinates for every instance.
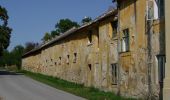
[21,70,135,100]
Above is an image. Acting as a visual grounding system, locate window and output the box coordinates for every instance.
[111,21,118,38]
[67,55,70,64]
[97,28,99,48]
[111,63,118,85]
[121,29,130,52]
[88,64,92,71]
[59,57,61,65]
[73,53,77,63]
[147,0,159,20]
[88,30,92,43]
[55,62,57,65]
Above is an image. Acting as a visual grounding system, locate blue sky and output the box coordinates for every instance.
[1,0,114,51]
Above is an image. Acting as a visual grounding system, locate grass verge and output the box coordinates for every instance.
[20,70,135,100]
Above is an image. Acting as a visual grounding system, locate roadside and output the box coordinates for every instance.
[0,70,84,100]
[20,70,135,100]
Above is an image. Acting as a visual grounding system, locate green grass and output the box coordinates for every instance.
[19,70,135,100]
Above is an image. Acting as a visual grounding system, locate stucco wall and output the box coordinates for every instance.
[118,0,164,98]
[22,15,118,92]
[22,1,164,98]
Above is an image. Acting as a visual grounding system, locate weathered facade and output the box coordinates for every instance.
[22,0,165,99]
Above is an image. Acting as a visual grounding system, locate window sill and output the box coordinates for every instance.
[112,83,117,85]
[119,50,130,54]
[119,51,131,57]
[87,42,93,46]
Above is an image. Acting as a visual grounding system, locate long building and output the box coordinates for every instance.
[22,0,166,99]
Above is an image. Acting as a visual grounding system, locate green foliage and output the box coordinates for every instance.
[22,70,136,100]
[42,19,79,42]
[0,5,8,26]
[50,30,59,38]
[81,16,92,24]
[55,18,79,34]
[41,32,51,42]
[0,45,24,69]
[0,6,12,56]
[24,42,38,53]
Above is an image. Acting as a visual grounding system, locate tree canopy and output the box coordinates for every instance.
[24,42,39,53]
[42,32,51,42]
[0,45,24,69]
[42,18,79,42]
[81,16,92,24]
[0,6,12,56]
[55,18,79,34]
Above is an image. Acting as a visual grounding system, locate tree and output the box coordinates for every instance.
[55,19,79,34]
[10,45,24,69]
[41,32,51,42]
[0,6,12,56]
[81,16,92,24]
[51,30,59,38]
[0,45,24,69]
[24,42,38,53]
[41,19,79,42]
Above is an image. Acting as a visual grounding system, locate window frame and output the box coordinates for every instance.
[111,20,118,38]
[121,28,130,52]
[88,30,92,44]
[111,63,118,85]
[73,53,77,63]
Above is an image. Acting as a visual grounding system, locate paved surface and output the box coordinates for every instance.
[0,71,85,100]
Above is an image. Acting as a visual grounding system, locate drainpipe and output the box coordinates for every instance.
[117,3,121,96]
[147,19,153,99]
[157,0,165,100]
[112,0,121,95]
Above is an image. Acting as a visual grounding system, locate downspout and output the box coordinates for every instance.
[117,2,121,96]
[147,19,153,99]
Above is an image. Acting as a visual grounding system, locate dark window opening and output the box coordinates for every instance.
[111,63,118,85]
[88,64,92,71]
[55,62,57,65]
[158,0,165,17]
[73,53,77,63]
[97,27,99,48]
[88,30,92,43]
[67,55,70,64]
[111,20,118,38]
[59,57,62,65]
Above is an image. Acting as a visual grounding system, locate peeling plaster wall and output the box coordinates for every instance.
[22,15,118,92]
[118,0,164,99]
[22,2,164,98]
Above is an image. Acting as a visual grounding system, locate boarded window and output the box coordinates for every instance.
[111,63,118,85]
